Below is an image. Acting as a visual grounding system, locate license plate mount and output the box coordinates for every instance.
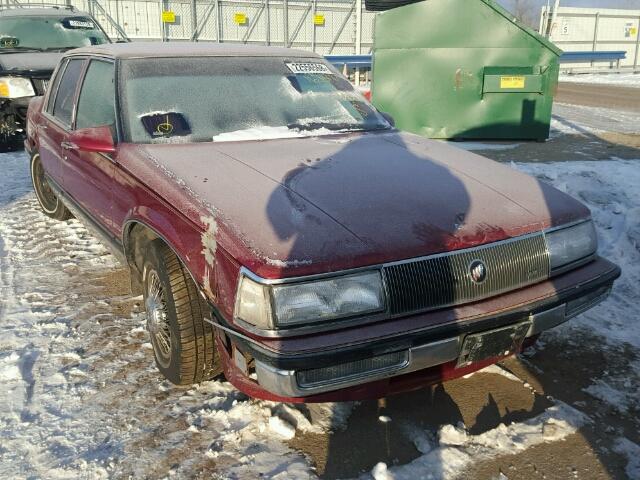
[456,322,531,368]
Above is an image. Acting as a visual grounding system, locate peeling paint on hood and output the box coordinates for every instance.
[201,215,218,266]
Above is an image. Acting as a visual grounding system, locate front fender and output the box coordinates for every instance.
[122,208,216,302]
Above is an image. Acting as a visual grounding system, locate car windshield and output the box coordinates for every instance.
[0,15,109,51]
[119,56,390,144]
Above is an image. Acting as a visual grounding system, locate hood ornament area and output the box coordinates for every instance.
[469,259,488,284]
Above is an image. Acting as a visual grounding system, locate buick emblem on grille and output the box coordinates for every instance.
[469,260,488,284]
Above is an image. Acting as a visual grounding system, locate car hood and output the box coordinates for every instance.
[123,131,589,278]
[0,52,61,74]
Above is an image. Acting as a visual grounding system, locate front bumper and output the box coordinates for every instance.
[212,257,620,401]
[254,286,610,397]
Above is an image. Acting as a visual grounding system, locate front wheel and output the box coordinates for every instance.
[143,239,222,385]
[30,152,72,221]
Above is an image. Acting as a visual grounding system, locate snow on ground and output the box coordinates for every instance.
[1,115,639,478]
[514,159,640,350]
[366,402,587,480]
[552,103,640,136]
[0,151,317,478]
[560,72,640,89]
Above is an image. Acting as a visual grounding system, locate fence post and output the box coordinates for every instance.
[215,0,221,42]
[355,0,362,86]
[311,0,317,52]
[161,0,168,41]
[635,15,640,69]
[191,0,198,41]
[283,0,288,47]
[265,0,270,45]
[591,12,599,66]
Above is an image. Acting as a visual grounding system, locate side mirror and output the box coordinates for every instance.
[69,125,116,154]
[380,111,395,127]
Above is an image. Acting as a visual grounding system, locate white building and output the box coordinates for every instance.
[540,6,640,70]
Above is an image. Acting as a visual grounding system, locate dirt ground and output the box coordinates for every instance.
[556,83,640,113]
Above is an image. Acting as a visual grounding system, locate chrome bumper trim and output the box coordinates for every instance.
[255,337,461,398]
[254,289,611,398]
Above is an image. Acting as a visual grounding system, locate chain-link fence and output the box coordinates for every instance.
[11,0,374,54]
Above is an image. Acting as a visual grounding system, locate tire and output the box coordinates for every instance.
[30,152,73,221]
[364,0,422,11]
[143,239,222,385]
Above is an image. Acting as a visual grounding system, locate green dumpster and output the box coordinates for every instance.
[370,0,562,141]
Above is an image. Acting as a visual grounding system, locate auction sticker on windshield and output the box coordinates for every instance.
[62,18,96,29]
[286,62,333,75]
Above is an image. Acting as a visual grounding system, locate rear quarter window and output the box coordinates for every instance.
[51,58,84,127]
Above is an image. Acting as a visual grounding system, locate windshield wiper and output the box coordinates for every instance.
[39,47,77,52]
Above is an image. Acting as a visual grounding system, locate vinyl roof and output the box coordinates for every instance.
[68,42,320,59]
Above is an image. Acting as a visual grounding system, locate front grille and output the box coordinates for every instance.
[384,233,550,315]
[32,79,50,96]
[296,351,408,388]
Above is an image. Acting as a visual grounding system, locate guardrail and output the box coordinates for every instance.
[326,51,628,69]
[560,51,626,67]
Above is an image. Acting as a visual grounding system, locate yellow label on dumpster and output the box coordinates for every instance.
[234,13,247,25]
[161,11,176,23]
[500,76,525,89]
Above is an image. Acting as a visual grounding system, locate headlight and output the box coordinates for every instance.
[546,220,597,270]
[0,76,35,99]
[234,271,385,329]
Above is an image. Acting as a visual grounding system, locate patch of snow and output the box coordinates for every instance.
[560,72,640,89]
[583,378,635,414]
[0,151,322,479]
[211,125,336,142]
[265,257,313,268]
[361,402,587,480]
[552,104,640,135]
[447,141,521,152]
[613,437,640,479]
[513,160,640,350]
[268,415,296,440]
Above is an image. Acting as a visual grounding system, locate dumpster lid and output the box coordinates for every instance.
[483,0,563,56]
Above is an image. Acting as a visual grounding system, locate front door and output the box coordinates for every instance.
[63,58,118,236]
[38,58,85,188]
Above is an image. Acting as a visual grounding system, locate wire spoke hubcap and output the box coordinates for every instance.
[146,270,172,367]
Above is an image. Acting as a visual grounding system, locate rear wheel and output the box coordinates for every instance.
[143,239,222,385]
[30,152,72,221]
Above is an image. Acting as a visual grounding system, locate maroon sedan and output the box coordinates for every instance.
[25,43,619,403]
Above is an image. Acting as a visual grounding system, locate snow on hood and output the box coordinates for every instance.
[212,125,339,142]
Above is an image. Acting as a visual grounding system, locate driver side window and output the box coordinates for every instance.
[75,60,116,130]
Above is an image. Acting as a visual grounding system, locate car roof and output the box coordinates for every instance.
[67,42,321,60]
[0,7,91,18]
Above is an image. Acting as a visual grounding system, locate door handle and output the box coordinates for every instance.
[60,141,78,151]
